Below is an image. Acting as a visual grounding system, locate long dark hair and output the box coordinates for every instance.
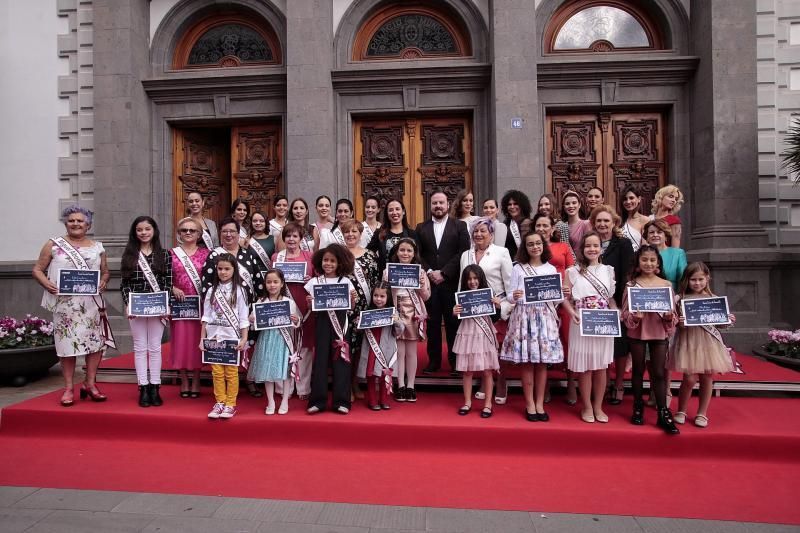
[387,237,421,265]
[500,190,532,224]
[459,264,490,292]
[121,216,166,279]
[332,198,354,230]
[629,244,667,282]
[230,198,250,226]
[262,268,289,299]
[289,198,311,238]
[515,230,552,264]
[379,198,411,241]
[369,280,394,310]
[619,185,642,224]
[209,253,243,309]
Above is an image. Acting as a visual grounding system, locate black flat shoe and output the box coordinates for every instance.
[422,366,440,375]
[246,382,263,398]
[190,391,200,398]
[480,407,493,419]
[538,412,549,422]
[458,405,471,416]
[525,410,538,422]
[180,391,190,398]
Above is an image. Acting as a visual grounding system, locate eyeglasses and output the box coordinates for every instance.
[179,228,199,234]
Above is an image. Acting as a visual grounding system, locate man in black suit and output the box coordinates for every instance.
[415,190,470,375]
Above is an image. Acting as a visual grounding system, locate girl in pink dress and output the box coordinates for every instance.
[170,217,211,398]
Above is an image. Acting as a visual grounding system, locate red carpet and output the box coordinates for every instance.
[1,383,798,524]
[100,345,800,386]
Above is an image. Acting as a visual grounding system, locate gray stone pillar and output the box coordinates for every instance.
[285,0,337,201]
[93,0,151,248]
[690,0,767,250]
[491,0,542,198]
[689,0,781,350]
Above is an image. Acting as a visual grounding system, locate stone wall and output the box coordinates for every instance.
[757,0,800,248]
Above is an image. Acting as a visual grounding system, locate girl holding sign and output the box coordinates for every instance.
[671,263,736,428]
[621,245,679,434]
[170,217,210,398]
[272,222,315,400]
[358,281,403,410]
[200,253,250,419]
[563,232,616,424]
[452,265,501,418]
[500,231,564,422]
[248,269,301,415]
[121,216,173,408]
[385,238,430,402]
[304,244,357,414]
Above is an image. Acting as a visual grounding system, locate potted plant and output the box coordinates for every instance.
[757,328,800,370]
[0,315,58,386]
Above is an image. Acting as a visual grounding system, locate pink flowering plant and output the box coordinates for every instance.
[763,329,800,359]
[0,315,55,349]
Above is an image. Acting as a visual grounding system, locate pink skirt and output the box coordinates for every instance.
[169,319,203,370]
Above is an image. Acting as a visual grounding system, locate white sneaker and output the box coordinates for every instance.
[265,404,275,415]
[307,406,320,414]
[219,405,237,419]
[278,404,289,415]
[207,402,225,419]
[474,391,486,400]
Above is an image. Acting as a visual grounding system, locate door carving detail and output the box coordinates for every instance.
[175,130,231,227]
[548,120,601,202]
[546,112,666,215]
[232,125,283,215]
[353,117,472,226]
[610,118,662,218]
[357,126,407,207]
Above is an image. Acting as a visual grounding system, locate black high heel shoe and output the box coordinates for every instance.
[631,399,644,425]
[657,407,680,435]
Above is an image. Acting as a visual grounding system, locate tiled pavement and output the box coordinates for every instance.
[0,487,797,533]
[1,366,797,533]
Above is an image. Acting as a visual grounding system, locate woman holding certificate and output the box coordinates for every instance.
[170,217,210,399]
[33,205,111,407]
[272,222,315,400]
[342,218,380,397]
[591,204,634,407]
[121,216,173,408]
[459,217,513,403]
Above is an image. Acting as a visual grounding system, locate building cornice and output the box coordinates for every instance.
[537,56,699,87]
[331,64,492,93]
[142,70,287,103]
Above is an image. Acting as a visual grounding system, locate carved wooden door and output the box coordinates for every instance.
[173,128,231,232]
[546,112,666,216]
[231,124,283,217]
[353,117,472,226]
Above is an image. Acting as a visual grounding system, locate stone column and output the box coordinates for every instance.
[285,0,337,201]
[92,0,151,248]
[689,0,782,349]
[491,0,542,199]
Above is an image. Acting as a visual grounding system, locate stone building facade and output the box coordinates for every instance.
[1,0,798,352]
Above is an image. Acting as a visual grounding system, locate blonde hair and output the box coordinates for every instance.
[589,204,623,238]
[175,217,202,244]
[651,185,684,214]
[340,218,363,234]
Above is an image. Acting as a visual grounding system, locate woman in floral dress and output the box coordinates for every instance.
[32,205,111,407]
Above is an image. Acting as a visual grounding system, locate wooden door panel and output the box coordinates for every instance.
[231,124,283,218]
[547,112,666,216]
[608,114,664,216]
[174,129,230,235]
[417,120,470,222]
[354,116,472,227]
[546,115,602,208]
[355,121,409,219]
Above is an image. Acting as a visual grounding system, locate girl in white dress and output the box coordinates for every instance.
[563,232,617,424]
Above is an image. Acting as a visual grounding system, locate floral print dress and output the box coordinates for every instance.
[42,241,106,357]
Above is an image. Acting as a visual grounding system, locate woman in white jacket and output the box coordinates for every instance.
[458,217,513,401]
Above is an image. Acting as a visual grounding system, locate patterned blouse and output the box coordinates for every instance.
[201,246,265,304]
[120,250,173,306]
